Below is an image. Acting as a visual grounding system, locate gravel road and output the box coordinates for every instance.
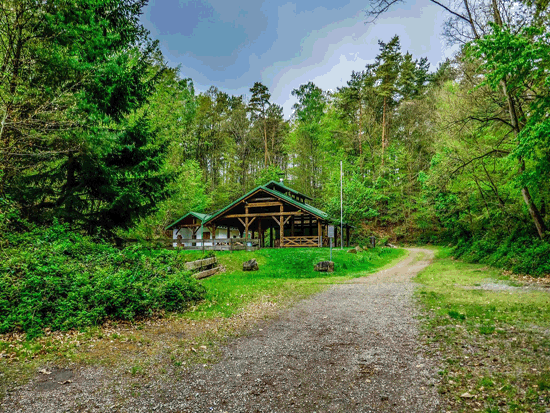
[1,248,442,413]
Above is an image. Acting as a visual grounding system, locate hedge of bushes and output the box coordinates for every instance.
[0,223,206,338]
[453,234,550,277]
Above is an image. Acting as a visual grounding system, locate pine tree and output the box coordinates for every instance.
[372,36,402,166]
[248,82,271,166]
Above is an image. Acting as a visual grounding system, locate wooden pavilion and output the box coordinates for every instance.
[195,180,351,248]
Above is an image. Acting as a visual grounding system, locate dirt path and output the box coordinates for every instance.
[2,248,442,413]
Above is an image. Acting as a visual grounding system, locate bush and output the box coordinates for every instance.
[0,223,206,337]
[453,234,550,277]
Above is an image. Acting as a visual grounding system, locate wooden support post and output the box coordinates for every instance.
[226,226,230,239]
[291,217,295,236]
[317,219,322,247]
[258,219,262,248]
[279,204,284,248]
[211,225,217,251]
[245,206,249,240]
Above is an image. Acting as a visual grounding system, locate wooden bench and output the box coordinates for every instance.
[185,257,221,279]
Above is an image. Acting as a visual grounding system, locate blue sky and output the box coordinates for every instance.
[142,0,457,118]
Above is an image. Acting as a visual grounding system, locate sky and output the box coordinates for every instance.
[141,0,458,118]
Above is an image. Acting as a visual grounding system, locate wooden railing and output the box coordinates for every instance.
[281,236,319,248]
[173,237,260,251]
[119,238,260,251]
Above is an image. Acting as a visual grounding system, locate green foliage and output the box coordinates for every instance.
[254,165,285,187]
[124,159,211,239]
[453,234,550,276]
[472,25,550,190]
[324,171,381,226]
[1,0,170,235]
[0,224,205,338]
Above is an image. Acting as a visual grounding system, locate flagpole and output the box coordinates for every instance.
[340,161,343,250]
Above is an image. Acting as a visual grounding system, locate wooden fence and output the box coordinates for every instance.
[119,238,260,251]
[281,236,320,248]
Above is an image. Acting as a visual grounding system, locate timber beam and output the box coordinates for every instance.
[246,201,283,208]
[249,197,277,202]
[223,211,304,218]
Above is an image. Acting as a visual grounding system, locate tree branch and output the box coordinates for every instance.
[451,149,510,176]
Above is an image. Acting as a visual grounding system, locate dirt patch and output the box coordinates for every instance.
[1,248,442,413]
[460,281,550,293]
[34,368,76,392]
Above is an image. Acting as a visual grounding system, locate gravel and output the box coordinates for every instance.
[1,248,443,413]
[461,281,550,293]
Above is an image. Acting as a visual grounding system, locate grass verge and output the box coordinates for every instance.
[416,248,550,413]
[0,246,406,400]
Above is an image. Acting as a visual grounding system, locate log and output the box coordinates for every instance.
[184,257,218,271]
[194,267,220,280]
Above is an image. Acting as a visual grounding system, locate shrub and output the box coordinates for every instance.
[0,223,206,337]
[453,233,550,277]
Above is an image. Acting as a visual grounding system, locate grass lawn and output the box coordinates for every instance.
[416,248,550,413]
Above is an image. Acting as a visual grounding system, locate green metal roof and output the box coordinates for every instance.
[262,186,328,219]
[165,211,210,230]
[264,180,313,200]
[203,184,339,225]
[168,182,352,230]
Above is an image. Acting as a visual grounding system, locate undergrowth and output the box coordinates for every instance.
[453,235,550,277]
[0,223,206,338]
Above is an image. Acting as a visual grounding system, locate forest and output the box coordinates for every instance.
[1,0,549,277]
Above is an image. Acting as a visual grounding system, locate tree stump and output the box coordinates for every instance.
[314,261,334,272]
[243,259,259,271]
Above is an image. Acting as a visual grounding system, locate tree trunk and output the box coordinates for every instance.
[381,96,387,167]
[264,116,269,166]
[358,103,363,156]
[492,1,546,238]
[519,160,547,238]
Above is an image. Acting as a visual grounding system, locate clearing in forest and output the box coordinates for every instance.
[1,248,441,412]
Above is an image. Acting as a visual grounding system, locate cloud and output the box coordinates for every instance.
[141,0,459,118]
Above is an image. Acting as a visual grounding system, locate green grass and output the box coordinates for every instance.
[416,248,550,413]
[185,246,407,319]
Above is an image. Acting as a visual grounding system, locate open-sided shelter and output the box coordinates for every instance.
[165,211,240,248]
[166,180,351,249]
